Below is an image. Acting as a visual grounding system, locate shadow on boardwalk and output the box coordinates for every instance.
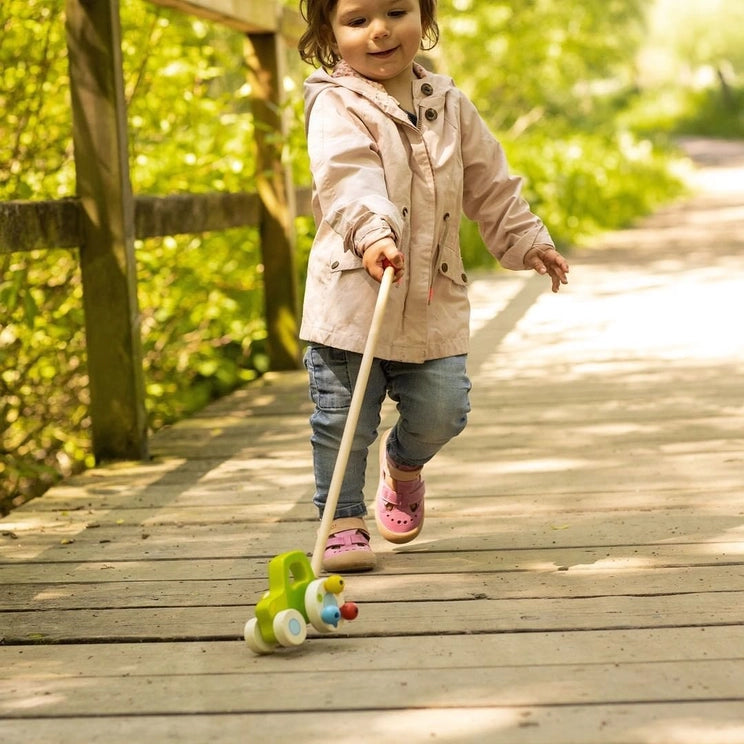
[0,139,743,743]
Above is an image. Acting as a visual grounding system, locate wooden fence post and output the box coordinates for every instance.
[245,32,301,370]
[65,0,148,461]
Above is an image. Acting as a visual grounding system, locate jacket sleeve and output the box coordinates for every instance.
[458,92,554,270]
[306,88,402,255]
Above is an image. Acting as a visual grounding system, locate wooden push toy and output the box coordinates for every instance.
[244,550,359,653]
[244,266,394,653]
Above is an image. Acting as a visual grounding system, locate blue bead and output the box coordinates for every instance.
[321,606,341,626]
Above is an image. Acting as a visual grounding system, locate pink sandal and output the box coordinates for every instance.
[375,430,425,544]
[322,517,376,572]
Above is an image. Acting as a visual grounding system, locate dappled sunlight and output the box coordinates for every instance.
[632,718,744,744]
[0,515,84,534]
[552,555,662,572]
[696,539,744,555]
[337,708,524,743]
[0,689,68,713]
[462,456,590,476]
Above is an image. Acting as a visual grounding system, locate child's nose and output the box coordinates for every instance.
[370,17,391,39]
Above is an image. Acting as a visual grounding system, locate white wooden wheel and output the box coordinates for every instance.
[272,609,307,647]
[244,617,274,654]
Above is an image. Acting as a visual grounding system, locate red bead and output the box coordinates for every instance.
[340,602,359,620]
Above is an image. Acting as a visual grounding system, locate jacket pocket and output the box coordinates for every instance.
[436,245,469,287]
[329,249,364,274]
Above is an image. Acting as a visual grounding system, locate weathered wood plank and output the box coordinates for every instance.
[3,703,743,744]
[3,626,742,676]
[3,564,744,611]
[2,659,743,716]
[2,592,744,644]
[3,507,743,562]
[6,500,742,545]
[2,541,743,586]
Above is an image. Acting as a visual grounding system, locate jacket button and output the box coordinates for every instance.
[331,261,339,269]
[424,108,437,121]
[441,262,449,273]
[421,83,433,96]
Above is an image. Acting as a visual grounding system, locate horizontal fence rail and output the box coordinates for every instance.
[0,190,311,254]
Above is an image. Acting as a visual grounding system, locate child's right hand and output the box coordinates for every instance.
[362,238,405,283]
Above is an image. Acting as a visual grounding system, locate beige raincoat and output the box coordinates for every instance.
[300,62,554,363]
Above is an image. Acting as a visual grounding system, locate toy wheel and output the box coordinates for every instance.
[273,609,307,647]
[244,618,274,655]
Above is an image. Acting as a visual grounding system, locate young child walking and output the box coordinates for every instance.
[298,0,569,572]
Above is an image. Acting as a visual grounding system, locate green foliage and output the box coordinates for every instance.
[626,0,744,140]
[445,0,688,270]
[438,0,646,131]
[136,229,268,431]
[621,84,744,140]
[1,3,85,509]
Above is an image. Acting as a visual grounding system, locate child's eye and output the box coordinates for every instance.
[389,9,406,17]
[348,16,366,27]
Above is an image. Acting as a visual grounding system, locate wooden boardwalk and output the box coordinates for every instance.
[2,138,743,743]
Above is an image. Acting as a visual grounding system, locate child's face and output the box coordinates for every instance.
[329,0,422,85]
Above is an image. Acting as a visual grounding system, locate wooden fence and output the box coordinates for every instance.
[0,0,308,463]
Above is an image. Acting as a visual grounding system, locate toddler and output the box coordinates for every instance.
[298,0,569,571]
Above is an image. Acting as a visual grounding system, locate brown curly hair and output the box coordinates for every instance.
[298,0,440,70]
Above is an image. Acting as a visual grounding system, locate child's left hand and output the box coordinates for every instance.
[524,245,570,293]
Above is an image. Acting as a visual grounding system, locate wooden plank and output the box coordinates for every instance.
[2,531,743,572]
[2,703,744,744]
[2,540,743,585]
[3,626,742,676]
[7,498,742,534]
[4,564,744,611]
[2,592,744,643]
[65,0,148,461]
[1,659,743,715]
[3,508,743,561]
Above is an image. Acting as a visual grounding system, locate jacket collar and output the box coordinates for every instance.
[331,59,429,87]
[325,61,446,120]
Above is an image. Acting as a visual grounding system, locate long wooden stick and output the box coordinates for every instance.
[310,265,395,575]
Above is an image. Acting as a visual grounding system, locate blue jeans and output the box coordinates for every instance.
[304,344,471,519]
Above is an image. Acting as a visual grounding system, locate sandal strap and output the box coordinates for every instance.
[326,530,371,550]
[327,517,370,538]
[379,478,425,508]
[385,461,422,482]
